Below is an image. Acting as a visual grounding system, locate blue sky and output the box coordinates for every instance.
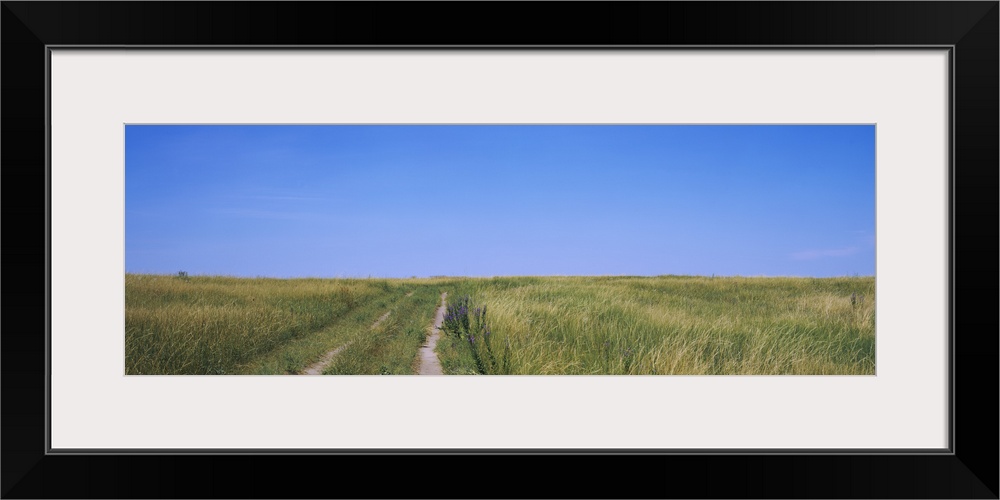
[125,125,875,278]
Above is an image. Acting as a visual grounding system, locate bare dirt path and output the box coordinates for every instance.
[417,292,447,375]
[299,311,392,375]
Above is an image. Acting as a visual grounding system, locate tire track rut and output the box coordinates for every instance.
[299,310,392,375]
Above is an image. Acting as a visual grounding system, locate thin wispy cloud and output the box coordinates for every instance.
[790,246,860,260]
[213,208,318,221]
[850,230,876,245]
[232,194,327,202]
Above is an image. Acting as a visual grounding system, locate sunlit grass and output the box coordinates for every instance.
[125,274,450,374]
[126,274,874,375]
[322,286,443,375]
[435,276,875,375]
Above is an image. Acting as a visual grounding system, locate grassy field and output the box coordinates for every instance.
[125,274,874,375]
[435,276,875,375]
[125,274,449,374]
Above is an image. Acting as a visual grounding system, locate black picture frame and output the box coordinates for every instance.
[3,2,996,498]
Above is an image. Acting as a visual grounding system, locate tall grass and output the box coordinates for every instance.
[438,295,511,374]
[126,274,394,374]
[126,273,875,375]
[435,276,875,375]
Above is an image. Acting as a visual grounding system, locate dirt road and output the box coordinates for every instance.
[299,311,391,375]
[417,293,447,375]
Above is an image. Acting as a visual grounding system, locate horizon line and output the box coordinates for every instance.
[125,272,876,279]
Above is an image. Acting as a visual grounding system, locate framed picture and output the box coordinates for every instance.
[3,2,996,498]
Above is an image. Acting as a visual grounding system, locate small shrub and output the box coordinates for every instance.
[441,295,510,374]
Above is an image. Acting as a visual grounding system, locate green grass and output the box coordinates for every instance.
[125,274,449,374]
[322,286,443,375]
[434,275,875,375]
[126,274,874,375]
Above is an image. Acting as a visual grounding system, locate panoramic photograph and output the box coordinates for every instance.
[125,124,875,375]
